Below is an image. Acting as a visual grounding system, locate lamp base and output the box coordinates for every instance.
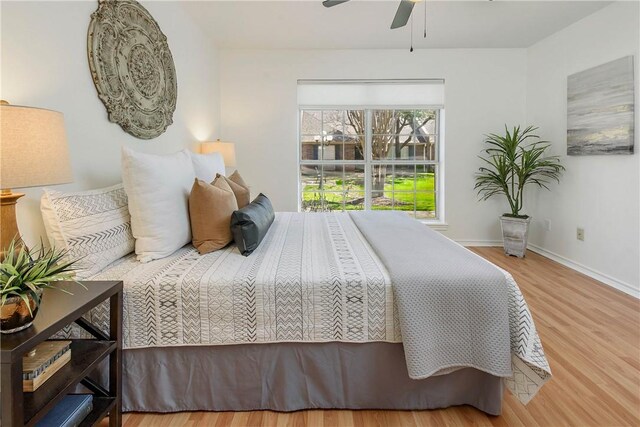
[1,189,25,252]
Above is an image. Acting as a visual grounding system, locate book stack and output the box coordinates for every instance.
[23,340,72,392]
[35,394,93,427]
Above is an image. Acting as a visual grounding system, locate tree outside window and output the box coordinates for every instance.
[300,108,441,220]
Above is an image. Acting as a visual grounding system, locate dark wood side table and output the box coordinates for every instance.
[1,281,123,427]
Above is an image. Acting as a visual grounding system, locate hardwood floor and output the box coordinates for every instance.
[112,248,640,426]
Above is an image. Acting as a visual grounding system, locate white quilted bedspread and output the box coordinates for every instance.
[85,212,401,347]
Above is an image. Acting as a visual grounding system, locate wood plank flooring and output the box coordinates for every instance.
[110,248,640,426]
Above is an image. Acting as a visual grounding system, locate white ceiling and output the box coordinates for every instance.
[182,0,612,50]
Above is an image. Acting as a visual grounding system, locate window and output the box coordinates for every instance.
[299,108,443,220]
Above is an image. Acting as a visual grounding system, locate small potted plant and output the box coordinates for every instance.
[475,125,564,257]
[1,239,82,334]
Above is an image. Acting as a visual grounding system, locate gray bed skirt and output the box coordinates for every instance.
[118,342,503,415]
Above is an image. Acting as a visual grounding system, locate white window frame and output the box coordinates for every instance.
[298,105,446,227]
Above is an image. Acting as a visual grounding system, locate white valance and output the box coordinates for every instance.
[297,79,445,107]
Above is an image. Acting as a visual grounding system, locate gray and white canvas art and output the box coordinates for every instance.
[567,56,635,155]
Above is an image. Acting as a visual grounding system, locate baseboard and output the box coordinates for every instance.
[527,244,639,299]
[456,240,503,247]
[455,239,639,299]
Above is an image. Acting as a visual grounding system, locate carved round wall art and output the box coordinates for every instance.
[88,0,177,139]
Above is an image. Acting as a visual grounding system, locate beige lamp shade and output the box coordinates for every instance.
[201,140,236,168]
[0,103,73,189]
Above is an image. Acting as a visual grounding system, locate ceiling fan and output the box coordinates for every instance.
[322,0,419,30]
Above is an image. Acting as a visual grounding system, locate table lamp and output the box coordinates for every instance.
[0,101,73,250]
[200,139,236,171]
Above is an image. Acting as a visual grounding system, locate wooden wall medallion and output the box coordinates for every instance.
[88,0,177,139]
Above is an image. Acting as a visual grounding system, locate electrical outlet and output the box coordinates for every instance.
[543,219,551,231]
[577,227,585,241]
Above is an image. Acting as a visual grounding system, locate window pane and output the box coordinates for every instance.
[392,191,416,215]
[372,197,394,211]
[394,165,416,192]
[301,110,322,135]
[301,165,322,192]
[322,110,343,135]
[386,135,406,160]
[343,136,365,160]
[425,135,438,161]
[319,139,338,162]
[372,110,395,134]
[338,164,347,192]
[301,135,321,161]
[414,110,437,134]
[345,110,364,136]
[302,192,324,212]
[416,165,436,192]
[301,162,330,213]
[345,192,365,211]
[332,136,342,162]
[320,164,341,191]
[371,164,393,200]
[395,110,414,139]
[416,192,436,219]
[371,134,393,160]
[321,192,344,212]
[403,136,425,161]
[301,192,345,213]
[396,136,413,160]
[344,164,365,190]
[344,164,365,212]
[393,165,416,216]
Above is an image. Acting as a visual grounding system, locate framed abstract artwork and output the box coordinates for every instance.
[567,56,635,155]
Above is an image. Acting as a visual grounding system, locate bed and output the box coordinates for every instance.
[63,210,550,415]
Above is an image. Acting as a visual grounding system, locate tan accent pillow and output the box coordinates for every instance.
[216,171,250,209]
[189,178,238,254]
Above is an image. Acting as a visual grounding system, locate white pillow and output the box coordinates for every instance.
[122,147,195,262]
[190,151,225,182]
[40,183,134,278]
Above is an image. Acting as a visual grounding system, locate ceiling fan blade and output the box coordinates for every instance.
[322,0,350,7]
[390,0,416,29]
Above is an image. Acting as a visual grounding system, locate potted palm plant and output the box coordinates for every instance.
[475,125,564,258]
[1,239,82,334]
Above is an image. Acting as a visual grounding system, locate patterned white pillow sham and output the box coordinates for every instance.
[40,183,134,279]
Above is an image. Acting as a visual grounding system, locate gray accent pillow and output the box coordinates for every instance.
[230,194,274,256]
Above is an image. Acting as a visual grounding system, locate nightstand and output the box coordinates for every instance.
[1,281,123,427]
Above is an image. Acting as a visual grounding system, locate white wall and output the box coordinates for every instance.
[5,1,634,296]
[219,49,527,243]
[1,1,220,247]
[525,1,640,296]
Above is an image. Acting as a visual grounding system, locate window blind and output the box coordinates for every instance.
[297,79,444,107]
